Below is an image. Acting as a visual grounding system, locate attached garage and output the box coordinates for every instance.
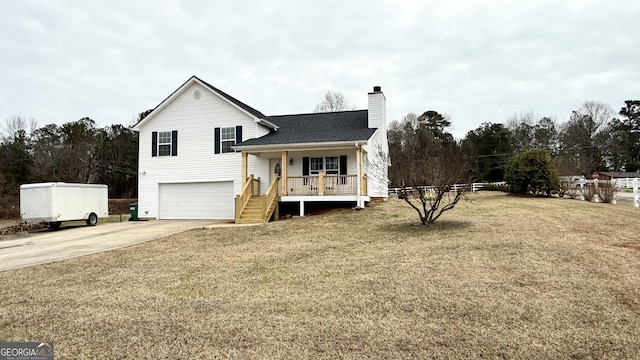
[158,182,234,220]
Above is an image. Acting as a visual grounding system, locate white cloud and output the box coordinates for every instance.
[0,0,638,137]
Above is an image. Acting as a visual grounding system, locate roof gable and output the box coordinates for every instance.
[196,77,267,119]
[237,110,377,147]
[133,76,267,130]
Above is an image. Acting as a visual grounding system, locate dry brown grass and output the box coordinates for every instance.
[1,193,639,359]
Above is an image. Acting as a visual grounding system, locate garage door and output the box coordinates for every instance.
[159,182,234,220]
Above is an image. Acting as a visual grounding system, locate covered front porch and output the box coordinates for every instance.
[235,147,369,223]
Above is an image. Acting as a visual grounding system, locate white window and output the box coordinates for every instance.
[158,131,171,156]
[310,157,323,174]
[221,127,235,153]
[309,157,340,175]
[325,156,339,175]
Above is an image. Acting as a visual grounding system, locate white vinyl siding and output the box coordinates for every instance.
[137,82,271,218]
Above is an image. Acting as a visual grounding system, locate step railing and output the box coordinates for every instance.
[235,174,256,220]
[262,177,280,220]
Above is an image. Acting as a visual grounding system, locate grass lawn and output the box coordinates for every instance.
[1,192,639,358]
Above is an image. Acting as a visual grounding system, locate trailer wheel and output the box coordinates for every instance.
[86,213,98,226]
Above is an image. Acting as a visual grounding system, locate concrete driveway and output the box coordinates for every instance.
[0,220,217,272]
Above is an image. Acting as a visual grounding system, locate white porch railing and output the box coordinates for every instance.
[287,174,361,196]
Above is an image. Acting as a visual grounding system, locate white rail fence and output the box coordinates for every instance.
[389,182,488,195]
[389,178,640,208]
[573,178,639,207]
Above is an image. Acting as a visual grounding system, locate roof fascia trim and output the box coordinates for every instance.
[233,140,370,152]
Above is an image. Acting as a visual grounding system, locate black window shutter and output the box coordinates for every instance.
[235,125,242,145]
[171,130,178,156]
[151,131,157,157]
[340,155,347,175]
[302,157,309,176]
[214,128,221,154]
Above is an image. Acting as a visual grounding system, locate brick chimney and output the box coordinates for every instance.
[367,86,386,129]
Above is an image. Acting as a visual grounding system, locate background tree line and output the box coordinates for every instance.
[0,115,141,217]
[388,99,640,186]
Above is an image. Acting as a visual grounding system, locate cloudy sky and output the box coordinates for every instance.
[1,0,638,138]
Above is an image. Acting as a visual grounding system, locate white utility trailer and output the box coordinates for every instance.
[20,182,109,228]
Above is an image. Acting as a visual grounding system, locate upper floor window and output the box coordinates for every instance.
[158,131,172,156]
[221,127,235,153]
[214,126,242,154]
[151,130,177,157]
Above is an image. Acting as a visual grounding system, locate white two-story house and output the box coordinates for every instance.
[132,76,389,223]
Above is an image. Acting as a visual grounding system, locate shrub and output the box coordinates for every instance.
[566,186,580,199]
[582,183,597,201]
[559,180,581,199]
[596,180,617,204]
[504,149,560,196]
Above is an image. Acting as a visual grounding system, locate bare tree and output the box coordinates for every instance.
[506,111,536,152]
[400,112,419,129]
[389,116,471,225]
[402,145,469,224]
[578,101,614,136]
[557,101,614,175]
[3,116,37,139]
[313,91,355,112]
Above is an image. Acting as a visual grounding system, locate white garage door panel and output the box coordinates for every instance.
[159,182,234,220]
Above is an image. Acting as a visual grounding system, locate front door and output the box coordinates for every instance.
[269,158,281,184]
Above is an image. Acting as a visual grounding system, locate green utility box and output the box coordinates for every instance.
[128,203,139,221]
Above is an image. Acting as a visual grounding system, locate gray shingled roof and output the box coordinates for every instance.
[598,171,640,178]
[238,110,377,146]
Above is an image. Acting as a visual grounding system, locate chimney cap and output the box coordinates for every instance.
[373,86,382,92]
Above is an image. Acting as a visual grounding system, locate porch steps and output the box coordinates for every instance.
[236,196,279,224]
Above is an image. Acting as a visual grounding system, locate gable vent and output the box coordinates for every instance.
[193,90,201,99]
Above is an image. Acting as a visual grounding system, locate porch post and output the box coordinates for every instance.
[356,144,362,208]
[318,172,325,196]
[360,147,367,197]
[281,151,288,195]
[241,151,248,184]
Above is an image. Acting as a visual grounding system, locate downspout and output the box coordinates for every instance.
[356,143,362,209]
